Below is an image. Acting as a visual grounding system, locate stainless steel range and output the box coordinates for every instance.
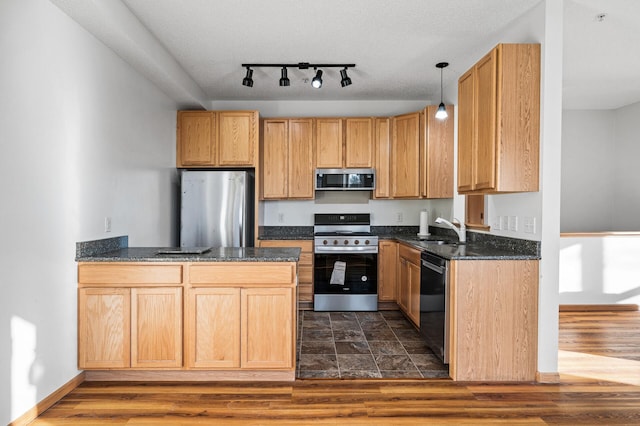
[313,213,378,311]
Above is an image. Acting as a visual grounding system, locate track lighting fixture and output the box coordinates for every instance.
[340,67,352,87]
[279,67,290,87]
[435,62,449,120]
[311,69,323,89]
[242,67,254,87]
[240,62,355,88]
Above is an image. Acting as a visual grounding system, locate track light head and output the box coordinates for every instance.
[279,67,290,87]
[435,62,449,120]
[242,67,254,87]
[311,69,323,88]
[340,68,352,87]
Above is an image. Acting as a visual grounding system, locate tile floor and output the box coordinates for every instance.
[297,310,449,379]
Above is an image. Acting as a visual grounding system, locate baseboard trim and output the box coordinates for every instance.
[9,371,85,426]
[85,369,295,382]
[536,371,560,383]
[560,304,639,312]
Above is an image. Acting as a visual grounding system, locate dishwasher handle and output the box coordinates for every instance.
[422,259,445,275]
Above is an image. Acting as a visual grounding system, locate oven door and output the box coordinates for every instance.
[314,252,377,294]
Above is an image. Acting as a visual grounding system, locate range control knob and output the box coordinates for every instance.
[355,240,360,245]
[323,240,328,245]
[344,240,349,245]
[333,240,338,245]
[364,240,370,245]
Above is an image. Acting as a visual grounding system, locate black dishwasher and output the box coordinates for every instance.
[420,251,448,364]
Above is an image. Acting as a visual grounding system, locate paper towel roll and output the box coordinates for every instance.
[419,210,429,235]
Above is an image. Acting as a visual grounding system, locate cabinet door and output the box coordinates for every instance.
[397,258,410,313]
[374,118,391,198]
[457,69,475,192]
[391,112,420,198]
[407,260,421,326]
[218,111,257,166]
[261,119,289,199]
[241,287,294,369]
[423,105,454,198]
[288,119,315,199]
[186,287,241,368]
[473,49,498,191]
[345,118,373,167]
[131,287,182,368]
[78,288,130,369]
[177,111,216,167]
[315,118,343,168]
[378,240,398,301]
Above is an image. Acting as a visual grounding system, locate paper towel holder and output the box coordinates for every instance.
[418,210,430,239]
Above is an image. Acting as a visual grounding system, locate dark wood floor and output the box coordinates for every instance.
[31,310,640,425]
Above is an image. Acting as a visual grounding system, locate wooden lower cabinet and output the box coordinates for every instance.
[258,240,313,303]
[397,244,421,326]
[448,259,539,381]
[78,286,182,369]
[78,261,297,378]
[377,240,398,302]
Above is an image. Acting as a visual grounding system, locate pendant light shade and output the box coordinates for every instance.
[435,62,449,120]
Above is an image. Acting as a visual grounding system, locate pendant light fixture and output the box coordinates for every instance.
[240,62,355,88]
[435,62,449,120]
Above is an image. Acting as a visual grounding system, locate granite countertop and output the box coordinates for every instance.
[76,246,301,263]
[394,236,539,260]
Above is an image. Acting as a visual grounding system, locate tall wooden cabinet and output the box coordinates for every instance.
[457,43,540,193]
[391,112,421,198]
[177,110,259,168]
[374,118,391,198]
[261,119,314,199]
[422,105,454,198]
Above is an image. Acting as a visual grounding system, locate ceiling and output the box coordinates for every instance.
[51,0,640,110]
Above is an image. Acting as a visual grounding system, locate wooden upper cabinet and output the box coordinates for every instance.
[315,118,343,168]
[374,118,391,198]
[457,44,540,194]
[177,111,216,166]
[261,119,289,199]
[177,110,258,168]
[218,111,258,166]
[344,118,374,167]
[391,112,421,198]
[288,119,315,198]
[261,118,314,200]
[422,105,454,198]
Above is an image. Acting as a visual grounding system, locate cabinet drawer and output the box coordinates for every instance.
[189,262,296,285]
[259,240,313,252]
[299,252,313,266]
[78,263,183,285]
[398,244,421,264]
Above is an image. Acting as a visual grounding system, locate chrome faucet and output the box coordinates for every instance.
[435,217,466,243]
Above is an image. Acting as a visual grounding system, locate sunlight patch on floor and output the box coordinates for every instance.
[559,349,640,386]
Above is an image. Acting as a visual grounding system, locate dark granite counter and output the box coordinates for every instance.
[257,226,540,260]
[76,238,301,263]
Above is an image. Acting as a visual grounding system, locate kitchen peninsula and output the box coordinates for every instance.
[76,237,301,382]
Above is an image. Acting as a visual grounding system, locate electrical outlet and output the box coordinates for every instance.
[278,213,285,223]
[493,217,501,230]
[524,217,536,234]
[509,216,518,231]
[396,212,403,223]
[500,216,508,231]
[104,217,112,233]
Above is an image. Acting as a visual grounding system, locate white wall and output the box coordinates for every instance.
[561,102,640,232]
[561,110,616,231]
[613,101,640,230]
[0,0,178,423]
[560,235,640,305]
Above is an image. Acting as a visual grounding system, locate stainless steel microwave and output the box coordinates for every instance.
[315,168,375,191]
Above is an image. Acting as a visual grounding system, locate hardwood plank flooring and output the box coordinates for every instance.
[30,311,640,425]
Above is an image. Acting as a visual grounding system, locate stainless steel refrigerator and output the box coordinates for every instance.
[180,170,255,247]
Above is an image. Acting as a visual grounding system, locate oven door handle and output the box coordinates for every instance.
[314,246,378,254]
[422,260,445,275]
